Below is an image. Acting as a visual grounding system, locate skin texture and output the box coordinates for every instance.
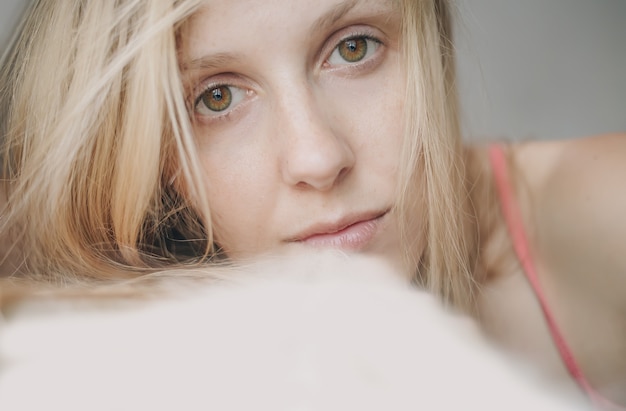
[178,0,418,268]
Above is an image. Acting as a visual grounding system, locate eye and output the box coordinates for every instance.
[194,84,247,117]
[328,35,381,65]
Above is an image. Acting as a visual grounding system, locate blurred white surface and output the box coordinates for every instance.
[0,252,586,410]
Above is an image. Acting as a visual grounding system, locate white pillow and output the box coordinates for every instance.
[0,251,585,410]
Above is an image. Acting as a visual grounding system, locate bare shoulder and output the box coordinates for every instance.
[514,133,626,189]
[513,133,626,311]
[514,133,626,238]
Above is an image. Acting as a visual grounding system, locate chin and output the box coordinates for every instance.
[0,251,586,410]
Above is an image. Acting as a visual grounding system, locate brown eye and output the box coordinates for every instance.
[328,35,381,66]
[337,37,368,63]
[199,86,232,113]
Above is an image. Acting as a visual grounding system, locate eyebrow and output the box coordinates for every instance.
[180,0,362,73]
[312,0,360,33]
[181,52,245,73]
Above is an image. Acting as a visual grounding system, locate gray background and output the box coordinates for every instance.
[455,0,626,140]
[2,0,625,141]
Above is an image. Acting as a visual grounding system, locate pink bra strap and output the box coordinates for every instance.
[488,144,623,410]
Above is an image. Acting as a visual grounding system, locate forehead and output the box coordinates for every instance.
[180,0,398,61]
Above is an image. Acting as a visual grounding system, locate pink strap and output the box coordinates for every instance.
[488,144,623,410]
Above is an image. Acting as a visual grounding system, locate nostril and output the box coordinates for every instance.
[336,165,351,185]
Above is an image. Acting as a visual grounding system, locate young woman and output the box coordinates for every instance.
[0,0,624,407]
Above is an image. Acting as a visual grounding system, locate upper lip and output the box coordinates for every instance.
[287,209,389,242]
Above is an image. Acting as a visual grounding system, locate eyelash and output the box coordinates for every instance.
[191,31,385,122]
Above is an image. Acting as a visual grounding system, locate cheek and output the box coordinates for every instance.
[201,169,265,255]
[327,67,405,173]
[194,129,277,254]
[331,55,403,132]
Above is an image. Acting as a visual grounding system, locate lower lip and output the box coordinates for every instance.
[298,215,384,251]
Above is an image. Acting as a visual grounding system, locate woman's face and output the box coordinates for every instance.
[180,0,419,264]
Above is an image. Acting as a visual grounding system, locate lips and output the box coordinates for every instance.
[289,210,388,251]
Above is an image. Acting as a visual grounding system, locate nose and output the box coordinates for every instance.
[277,87,355,191]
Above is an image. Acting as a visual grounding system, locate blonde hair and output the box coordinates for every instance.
[396,0,481,311]
[1,0,481,309]
[1,0,209,282]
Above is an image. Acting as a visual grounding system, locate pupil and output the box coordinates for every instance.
[347,40,357,52]
[212,88,223,101]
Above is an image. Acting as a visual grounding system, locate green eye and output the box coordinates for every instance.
[337,37,368,63]
[199,86,233,113]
